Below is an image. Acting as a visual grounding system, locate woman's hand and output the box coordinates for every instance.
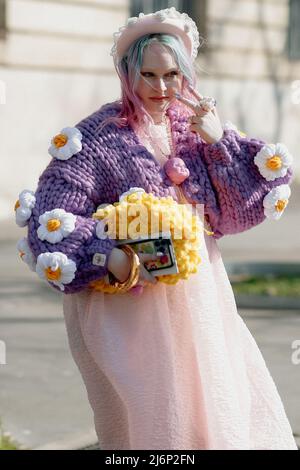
[175,87,224,144]
[108,248,157,285]
[136,252,158,286]
[108,247,131,282]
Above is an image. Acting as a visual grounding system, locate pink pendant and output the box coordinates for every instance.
[164,157,190,185]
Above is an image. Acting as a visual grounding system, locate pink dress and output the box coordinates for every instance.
[62,123,297,450]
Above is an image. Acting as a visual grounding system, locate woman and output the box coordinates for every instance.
[16,8,297,449]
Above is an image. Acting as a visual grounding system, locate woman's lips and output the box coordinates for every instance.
[149,97,169,101]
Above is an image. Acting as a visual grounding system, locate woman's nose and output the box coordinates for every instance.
[155,78,167,91]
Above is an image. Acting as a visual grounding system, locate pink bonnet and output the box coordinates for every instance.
[110,7,200,66]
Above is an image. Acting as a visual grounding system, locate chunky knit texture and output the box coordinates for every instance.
[27,100,293,294]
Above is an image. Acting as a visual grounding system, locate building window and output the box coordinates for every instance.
[130,0,207,56]
[288,0,300,61]
[0,0,6,39]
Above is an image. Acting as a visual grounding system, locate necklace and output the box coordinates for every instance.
[161,114,174,157]
[140,114,173,160]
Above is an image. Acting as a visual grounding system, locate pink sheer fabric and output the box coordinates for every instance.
[62,123,297,450]
[63,227,297,450]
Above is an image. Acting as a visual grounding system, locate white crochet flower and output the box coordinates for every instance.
[36,252,76,291]
[37,209,76,244]
[14,190,36,227]
[16,237,36,272]
[263,184,291,220]
[254,143,293,181]
[119,187,146,203]
[48,126,82,160]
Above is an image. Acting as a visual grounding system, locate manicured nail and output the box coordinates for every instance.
[175,92,181,99]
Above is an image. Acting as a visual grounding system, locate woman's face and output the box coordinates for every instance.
[135,43,183,119]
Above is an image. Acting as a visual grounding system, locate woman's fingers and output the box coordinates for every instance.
[175,92,201,114]
[139,264,157,284]
[175,92,212,116]
[188,115,204,124]
[189,108,207,118]
[212,106,220,119]
[188,85,203,101]
[137,252,158,285]
[176,91,218,119]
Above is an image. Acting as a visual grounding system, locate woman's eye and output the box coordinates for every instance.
[141,71,178,77]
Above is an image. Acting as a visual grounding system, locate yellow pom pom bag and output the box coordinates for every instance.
[89,189,214,294]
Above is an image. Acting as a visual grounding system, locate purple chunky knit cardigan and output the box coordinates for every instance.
[27,101,293,294]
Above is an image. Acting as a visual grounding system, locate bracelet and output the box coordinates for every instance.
[111,245,140,293]
[108,245,141,293]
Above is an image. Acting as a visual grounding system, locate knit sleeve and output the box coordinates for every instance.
[198,129,294,239]
[16,125,117,294]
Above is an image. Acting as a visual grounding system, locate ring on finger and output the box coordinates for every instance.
[194,105,208,116]
[199,96,217,112]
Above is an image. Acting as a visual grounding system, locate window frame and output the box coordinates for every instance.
[0,0,6,39]
[288,0,300,61]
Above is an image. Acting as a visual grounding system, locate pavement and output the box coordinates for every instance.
[0,183,299,450]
